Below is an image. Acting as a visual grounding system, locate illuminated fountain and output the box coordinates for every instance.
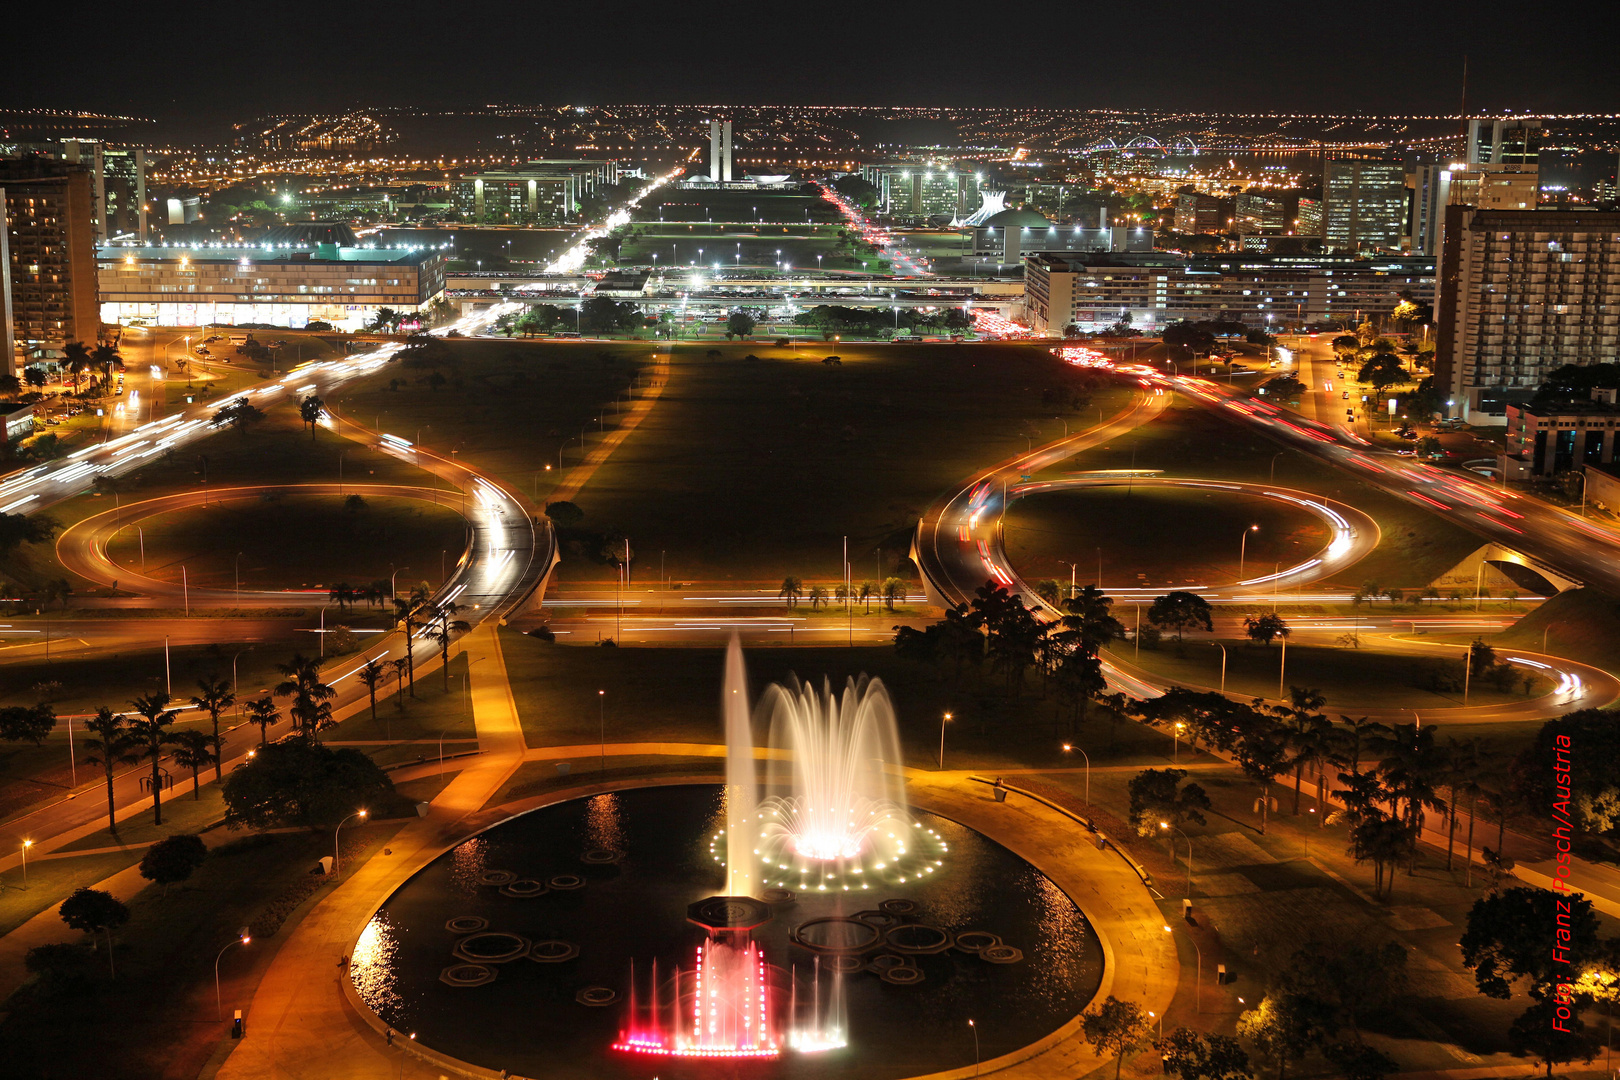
[715,636,947,894]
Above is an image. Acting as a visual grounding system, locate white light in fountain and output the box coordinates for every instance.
[712,636,946,891]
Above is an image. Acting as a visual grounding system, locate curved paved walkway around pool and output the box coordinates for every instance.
[217,732,1173,1079]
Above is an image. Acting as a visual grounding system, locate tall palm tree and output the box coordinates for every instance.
[127,693,180,825]
[777,577,803,608]
[60,340,92,391]
[82,707,137,833]
[389,658,409,711]
[170,729,218,799]
[1370,722,1450,872]
[1443,736,1485,873]
[1333,715,1389,776]
[430,602,472,691]
[1275,687,1328,816]
[274,653,336,741]
[357,658,385,724]
[189,675,235,782]
[393,586,431,697]
[245,696,280,745]
[90,343,123,389]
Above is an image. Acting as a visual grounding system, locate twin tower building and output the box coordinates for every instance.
[708,120,733,183]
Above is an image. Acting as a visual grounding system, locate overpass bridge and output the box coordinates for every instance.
[447,272,1023,298]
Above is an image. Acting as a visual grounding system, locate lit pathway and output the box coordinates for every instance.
[216,622,527,1080]
[546,347,671,505]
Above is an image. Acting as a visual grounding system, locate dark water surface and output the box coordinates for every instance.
[353,785,1102,1079]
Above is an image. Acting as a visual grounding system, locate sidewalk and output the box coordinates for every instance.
[216,623,527,1080]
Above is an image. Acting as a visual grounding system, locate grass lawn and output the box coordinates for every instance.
[326,650,478,756]
[618,228,870,271]
[330,337,655,507]
[57,787,226,853]
[0,850,140,938]
[557,342,1131,583]
[1053,399,1482,589]
[6,405,457,595]
[1119,638,1547,709]
[500,629,1178,774]
[633,190,841,225]
[102,493,468,592]
[0,820,403,1080]
[1004,486,1329,591]
[1486,586,1620,673]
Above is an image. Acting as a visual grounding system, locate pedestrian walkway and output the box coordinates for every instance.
[216,622,527,1080]
[547,348,670,504]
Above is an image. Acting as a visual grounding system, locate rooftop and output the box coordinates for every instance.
[98,243,445,266]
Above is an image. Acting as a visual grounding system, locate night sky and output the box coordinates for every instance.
[8,0,1617,124]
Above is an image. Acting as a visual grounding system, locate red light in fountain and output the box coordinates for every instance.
[612,939,779,1059]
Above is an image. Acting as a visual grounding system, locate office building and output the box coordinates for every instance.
[450,161,618,225]
[1295,197,1323,236]
[1174,193,1228,234]
[1022,251,1432,335]
[1,159,100,353]
[860,164,985,221]
[1235,192,1286,233]
[1411,120,1541,258]
[0,193,12,375]
[98,242,447,331]
[1435,209,1620,424]
[1504,391,1620,474]
[1324,159,1406,253]
[166,195,201,225]
[971,208,1150,266]
[1,140,148,245]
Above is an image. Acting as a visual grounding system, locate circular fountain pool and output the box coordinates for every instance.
[352,784,1103,1079]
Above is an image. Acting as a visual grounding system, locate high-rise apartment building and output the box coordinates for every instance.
[1,159,100,352]
[1411,120,1540,258]
[1235,192,1286,233]
[1435,209,1620,424]
[1323,159,1406,253]
[1,140,149,244]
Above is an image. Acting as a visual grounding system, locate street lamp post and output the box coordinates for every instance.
[1160,821,1194,898]
[215,929,251,1021]
[1213,641,1227,694]
[334,809,368,876]
[1164,923,1203,1013]
[968,1019,980,1077]
[20,839,32,886]
[938,712,952,770]
[1239,524,1258,580]
[390,566,409,601]
[599,690,606,773]
[1061,743,1090,804]
[235,551,243,597]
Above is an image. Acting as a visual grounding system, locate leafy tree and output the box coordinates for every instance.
[221,739,394,830]
[24,942,100,996]
[139,833,208,895]
[1235,714,1291,834]
[211,399,265,434]
[1322,1042,1398,1080]
[1148,591,1213,642]
[1081,995,1151,1080]
[1163,320,1217,356]
[189,676,234,782]
[170,729,219,798]
[1237,994,1325,1080]
[545,500,584,528]
[1127,767,1211,836]
[972,581,1046,696]
[1275,939,1407,1038]
[82,707,137,833]
[59,888,129,974]
[1508,997,1597,1077]
[1357,352,1407,393]
[0,703,56,744]
[1156,1027,1252,1080]
[1260,374,1304,400]
[1244,613,1290,647]
[0,512,61,556]
[126,693,180,825]
[1509,710,1620,836]
[726,310,757,337]
[1461,888,1600,1000]
[245,696,280,745]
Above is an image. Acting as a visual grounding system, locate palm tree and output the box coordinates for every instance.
[357,658,385,725]
[393,586,431,697]
[1275,687,1328,816]
[189,675,235,782]
[274,653,336,741]
[1332,715,1389,776]
[299,393,325,441]
[859,579,877,614]
[808,585,828,610]
[245,696,279,745]
[430,601,472,690]
[60,340,92,391]
[90,343,123,389]
[778,576,803,608]
[1370,722,1450,873]
[126,693,180,825]
[328,583,356,612]
[82,707,137,833]
[1443,736,1484,873]
[170,730,218,799]
[389,657,409,711]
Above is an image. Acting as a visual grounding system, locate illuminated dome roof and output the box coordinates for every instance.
[980,208,1052,229]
